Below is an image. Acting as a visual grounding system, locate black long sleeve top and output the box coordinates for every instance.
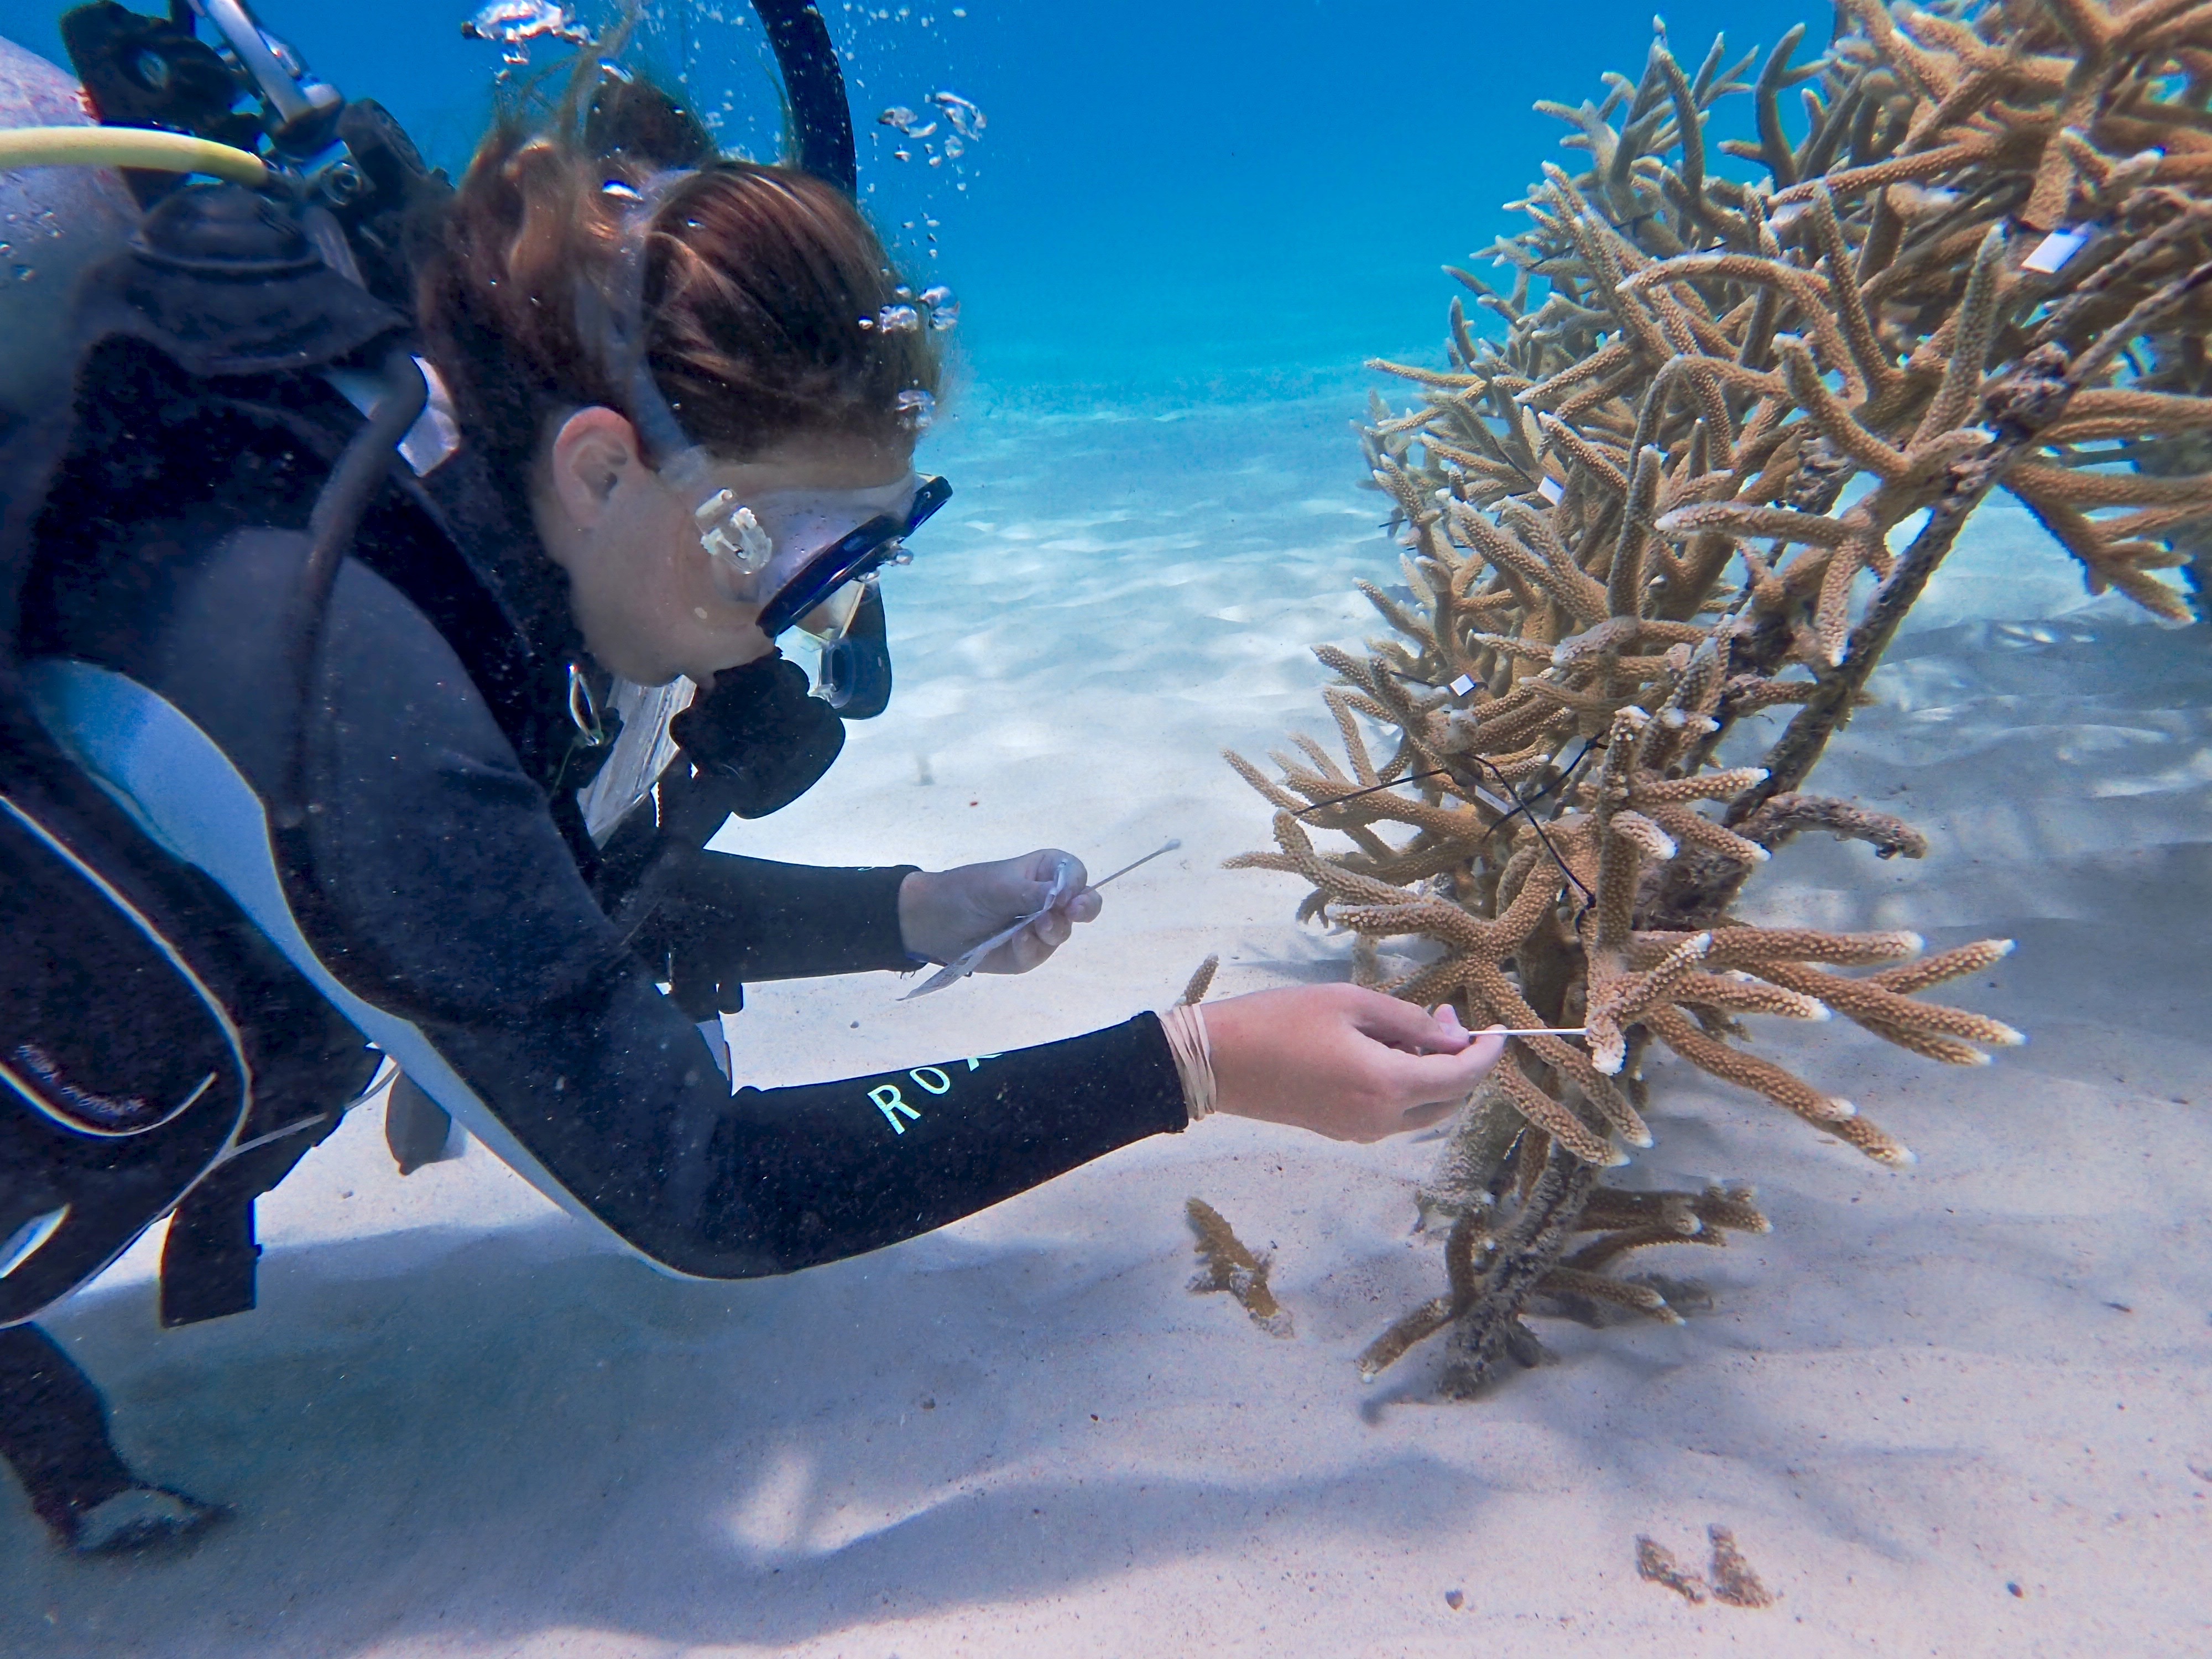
[20,338,1187,1280]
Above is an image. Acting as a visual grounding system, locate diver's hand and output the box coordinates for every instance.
[1200,986,1505,1143]
[898,850,1103,974]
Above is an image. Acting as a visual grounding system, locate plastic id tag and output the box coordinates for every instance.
[2022,227,2091,275]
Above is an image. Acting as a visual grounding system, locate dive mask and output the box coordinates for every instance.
[737,472,952,640]
[591,176,950,646]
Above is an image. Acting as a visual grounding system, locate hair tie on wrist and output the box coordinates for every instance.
[1159,1001,1216,1124]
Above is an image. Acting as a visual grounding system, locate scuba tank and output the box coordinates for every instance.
[0,36,137,427]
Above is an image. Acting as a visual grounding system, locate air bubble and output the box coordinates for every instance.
[895,387,936,432]
[919,285,958,330]
[877,106,936,138]
[875,303,922,334]
[460,0,591,67]
[927,90,985,139]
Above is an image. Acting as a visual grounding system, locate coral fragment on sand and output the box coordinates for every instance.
[1179,953,1220,1005]
[1636,1535,1709,1604]
[1707,1525,1775,1609]
[1185,1198,1294,1338]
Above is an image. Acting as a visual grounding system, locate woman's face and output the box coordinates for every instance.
[531,408,914,686]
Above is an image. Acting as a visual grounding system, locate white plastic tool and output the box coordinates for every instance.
[2023,227,2091,274]
[899,839,1182,1001]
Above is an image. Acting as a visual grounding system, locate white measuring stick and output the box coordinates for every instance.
[899,839,1183,1001]
[1484,1026,1588,1036]
[1082,838,1182,891]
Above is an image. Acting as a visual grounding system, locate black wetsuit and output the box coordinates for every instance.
[15,191,1190,1290]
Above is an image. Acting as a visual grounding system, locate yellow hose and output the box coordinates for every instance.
[0,124,268,187]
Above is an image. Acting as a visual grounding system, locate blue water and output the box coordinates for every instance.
[2,0,1812,404]
[10,8,2211,1651]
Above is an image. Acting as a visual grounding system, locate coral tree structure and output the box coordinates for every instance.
[1230,0,2210,1396]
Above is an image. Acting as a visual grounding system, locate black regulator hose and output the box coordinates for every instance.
[277,341,425,827]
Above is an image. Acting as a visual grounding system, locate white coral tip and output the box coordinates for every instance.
[1604,1146,1634,1167]
[1992,1025,2027,1047]
[1889,1145,1919,1166]
[1808,1005,1833,1021]
[1994,938,2017,957]
[1629,1128,1656,1149]
[1828,1098,1858,1119]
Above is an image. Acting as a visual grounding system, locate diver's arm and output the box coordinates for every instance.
[635,839,1103,990]
[643,849,923,985]
[699,1017,1188,1270]
[280,553,1185,1275]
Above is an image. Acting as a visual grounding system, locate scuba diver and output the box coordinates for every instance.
[0,1,1505,1554]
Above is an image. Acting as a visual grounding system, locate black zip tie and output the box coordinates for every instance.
[1289,744,1597,918]
[1478,735,1598,847]
[1468,744,1599,915]
[1293,769,1454,817]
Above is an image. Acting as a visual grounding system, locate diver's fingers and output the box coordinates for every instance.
[1024,848,1087,892]
[972,913,1061,976]
[1061,888,1102,925]
[1397,1097,1461,1132]
[1369,1031,1507,1104]
[1348,992,1478,1056]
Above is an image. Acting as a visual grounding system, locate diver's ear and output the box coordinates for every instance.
[544,405,646,536]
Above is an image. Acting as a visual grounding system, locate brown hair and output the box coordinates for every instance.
[418,73,939,481]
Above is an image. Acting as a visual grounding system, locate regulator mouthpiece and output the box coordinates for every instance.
[694,487,774,578]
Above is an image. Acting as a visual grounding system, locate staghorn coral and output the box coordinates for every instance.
[1230,0,2212,1394]
[1635,1535,1710,1604]
[1634,1525,1776,1607]
[1178,953,1221,1005]
[1707,1524,1776,1608]
[1185,1197,1294,1338]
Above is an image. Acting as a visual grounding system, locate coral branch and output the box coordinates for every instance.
[1186,1198,1295,1338]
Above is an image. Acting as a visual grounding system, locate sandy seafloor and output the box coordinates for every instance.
[3,389,2208,1658]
